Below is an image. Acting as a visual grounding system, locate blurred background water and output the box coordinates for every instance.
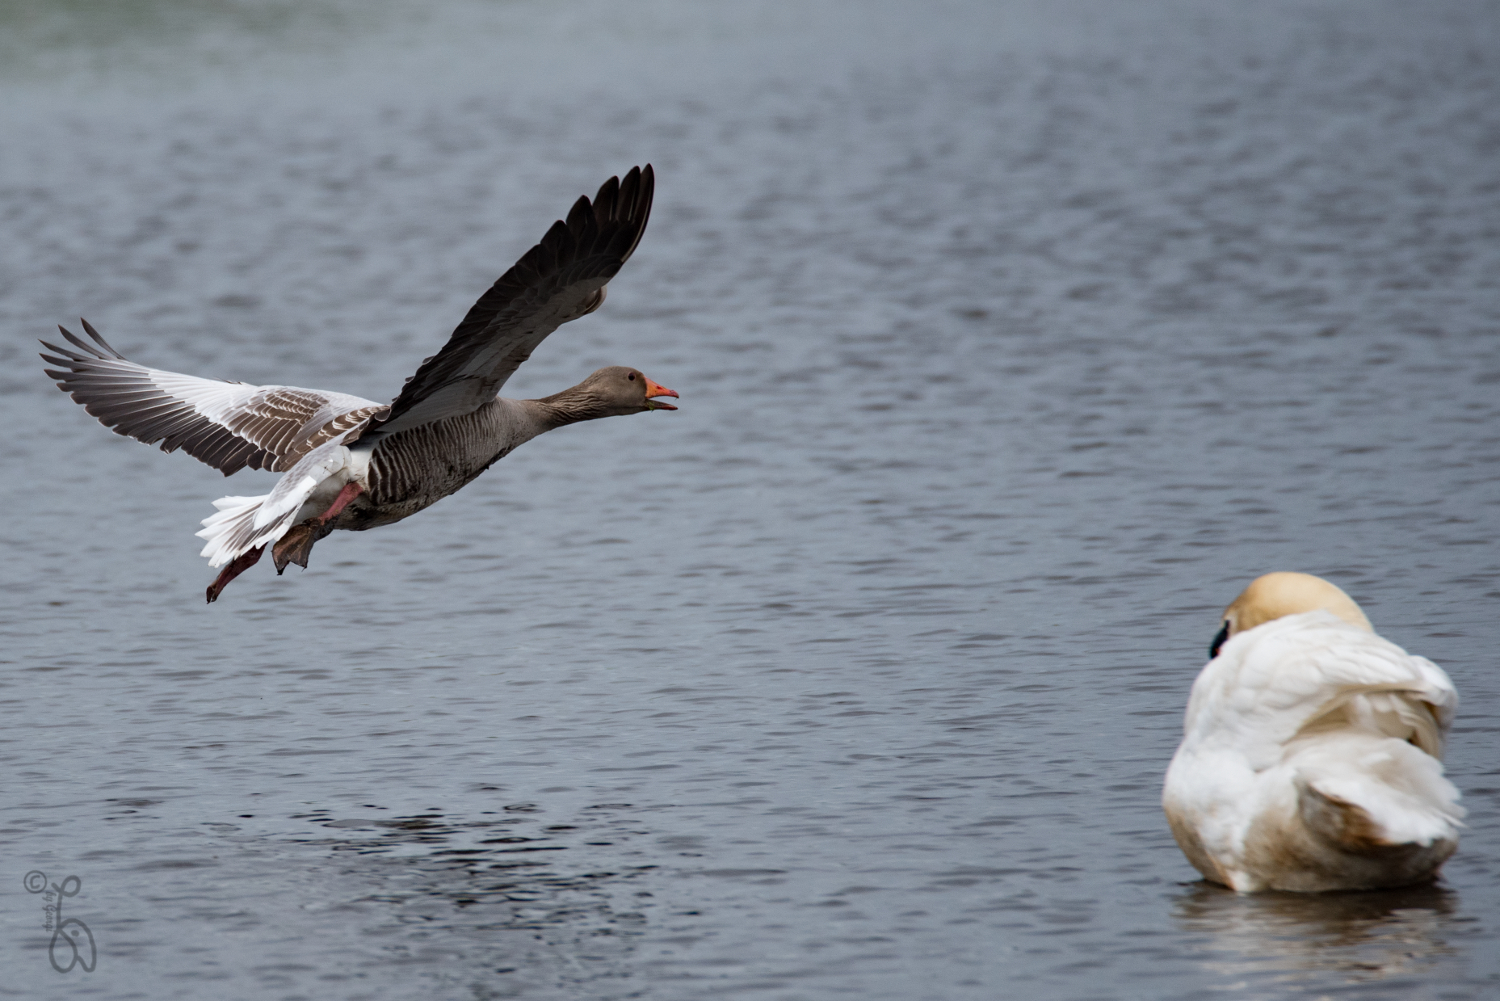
[1,1,1497,998]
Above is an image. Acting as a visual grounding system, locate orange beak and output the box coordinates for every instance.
[643,377,679,411]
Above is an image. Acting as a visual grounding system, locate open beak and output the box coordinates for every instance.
[643,377,679,411]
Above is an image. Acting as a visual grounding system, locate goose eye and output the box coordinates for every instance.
[1209,622,1230,659]
[628,372,636,381]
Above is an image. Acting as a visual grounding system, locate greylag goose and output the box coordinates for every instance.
[42,166,676,603]
[1163,572,1463,892]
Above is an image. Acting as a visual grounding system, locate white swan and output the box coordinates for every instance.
[1162,572,1463,892]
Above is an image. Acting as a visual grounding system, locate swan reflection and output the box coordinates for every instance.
[1173,881,1459,991]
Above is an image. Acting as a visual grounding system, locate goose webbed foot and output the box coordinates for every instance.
[272,483,361,574]
[273,523,324,574]
[206,544,265,604]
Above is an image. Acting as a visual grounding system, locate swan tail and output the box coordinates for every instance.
[1295,737,1465,852]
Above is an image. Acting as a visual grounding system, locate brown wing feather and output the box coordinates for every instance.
[41,320,388,475]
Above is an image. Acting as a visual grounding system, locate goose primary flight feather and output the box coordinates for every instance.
[1162,572,1463,892]
[41,166,678,603]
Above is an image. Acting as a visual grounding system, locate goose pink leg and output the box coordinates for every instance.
[316,481,364,525]
[272,482,365,575]
[206,545,265,604]
[211,483,366,601]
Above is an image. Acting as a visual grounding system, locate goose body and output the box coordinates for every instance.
[42,166,677,602]
[1163,573,1463,892]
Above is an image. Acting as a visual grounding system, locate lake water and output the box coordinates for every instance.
[1,1,1498,998]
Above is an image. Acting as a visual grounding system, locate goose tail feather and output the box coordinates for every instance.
[196,494,286,567]
[195,432,360,567]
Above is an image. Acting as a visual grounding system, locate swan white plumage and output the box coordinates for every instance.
[1162,572,1463,892]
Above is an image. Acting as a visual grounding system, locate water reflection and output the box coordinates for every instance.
[268,808,656,993]
[1173,881,1460,994]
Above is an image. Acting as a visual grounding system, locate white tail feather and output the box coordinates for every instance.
[195,433,360,568]
[256,471,331,530]
[1295,736,1465,847]
[196,493,293,568]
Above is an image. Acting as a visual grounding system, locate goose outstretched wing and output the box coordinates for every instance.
[41,320,388,476]
[365,165,654,438]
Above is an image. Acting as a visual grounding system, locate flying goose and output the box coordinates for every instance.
[42,166,676,603]
[1163,572,1463,892]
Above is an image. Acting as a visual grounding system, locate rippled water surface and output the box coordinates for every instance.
[2,1,1498,998]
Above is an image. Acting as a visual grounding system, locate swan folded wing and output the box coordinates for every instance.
[1211,613,1458,757]
[41,320,388,475]
[366,165,655,438]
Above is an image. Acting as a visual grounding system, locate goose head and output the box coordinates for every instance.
[1209,571,1373,658]
[538,366,679,423]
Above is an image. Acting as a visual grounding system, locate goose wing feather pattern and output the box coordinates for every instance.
[366,165,654,438]
[40,166,673,603]
[41,320,388,476]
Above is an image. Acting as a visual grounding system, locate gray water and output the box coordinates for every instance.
[2,1,1498,998]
